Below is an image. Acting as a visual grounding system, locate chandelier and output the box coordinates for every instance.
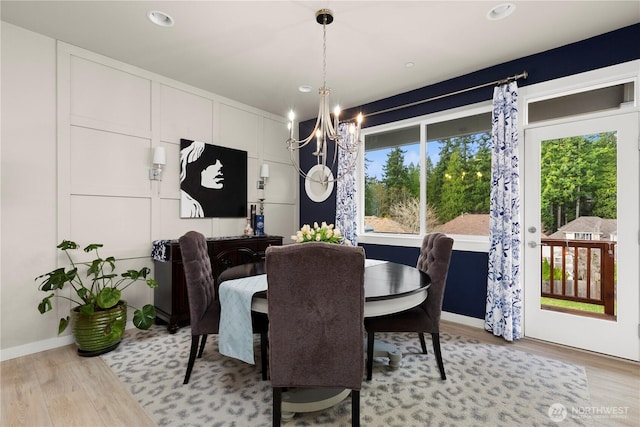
[286,9,363,185]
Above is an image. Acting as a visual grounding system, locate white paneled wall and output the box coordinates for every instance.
[69,196,152,257]
[160,84,213,144]
[219,103,260,155]
[70,56,151,137]
[60,40,298,255]
[70,127,151,197]
[1,27,298,357]
[263,116,294,164]
[58,43,298,338]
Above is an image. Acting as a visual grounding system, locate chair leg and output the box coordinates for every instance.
[260,331,268,381]
[431,332,446,380]
[351,389,360,427]
[183,335,200,384]
[197,334,208,358]
[418,332,428,354]
[272,387,282,427]
[366,332,375,381]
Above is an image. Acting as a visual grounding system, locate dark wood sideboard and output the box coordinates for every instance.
[153,235,283,333]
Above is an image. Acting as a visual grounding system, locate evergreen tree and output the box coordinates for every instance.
[468,134,492,213]
[587,132,617,219]
[540,133,616,232]
[407,162,420,198]
[383,147,410,190]
[381,147,412,216]
[438,150,470,222]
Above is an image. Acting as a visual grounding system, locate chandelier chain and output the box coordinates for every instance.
[286,9,363,185]
[322,16,327,89]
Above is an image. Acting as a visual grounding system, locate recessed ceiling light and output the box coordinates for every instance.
[405,62,415,69]
[298,85,313,93]
[487,3,516,20]
[148,10,175,27]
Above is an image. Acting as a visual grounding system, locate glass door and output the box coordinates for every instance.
[523,112,639,361]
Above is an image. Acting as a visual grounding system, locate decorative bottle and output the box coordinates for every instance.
[243,218,253,236]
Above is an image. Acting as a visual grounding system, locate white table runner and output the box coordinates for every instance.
[218,274,268,364]
[218,259,387,364]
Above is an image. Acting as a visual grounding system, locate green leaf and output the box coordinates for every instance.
[104,317,125,340]
[146,278,158,289]
[78,304,94,315]
[37,268,77,291]
[103,256,116,271]
[121,269,138,280]
[57,240,78,250]
[87,259,102,277]
[83,243,103,253]
[77,287,88,300]
[133,304,156,330]
[38,295,53,314]
[78,304,95,315]
[96,288,120,309]
[58,316,69,334]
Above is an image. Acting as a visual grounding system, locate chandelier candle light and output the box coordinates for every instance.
[286,9,363,185]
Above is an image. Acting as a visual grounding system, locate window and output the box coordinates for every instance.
[574,233,593,240]
[362,109,492,237]
[528,82,634,124]
[363,125,420,234]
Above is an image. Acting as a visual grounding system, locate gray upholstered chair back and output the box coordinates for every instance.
[179,231,217,335]
[416,233,454,333]
[266,242,366,390]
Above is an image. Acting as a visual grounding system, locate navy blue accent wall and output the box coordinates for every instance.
[445,251,490,319]
[298,120,337,227]
[359,244,489,319]
[359,243,419,267]
[327,24,640,129]
[298,24,639,320]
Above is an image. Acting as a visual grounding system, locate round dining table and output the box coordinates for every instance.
[218,259,430,420]
[243,260,430,317]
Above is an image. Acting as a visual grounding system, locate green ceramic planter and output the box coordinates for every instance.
[72,301,127,356]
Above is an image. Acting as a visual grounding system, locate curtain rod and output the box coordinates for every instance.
[361,70,528,119]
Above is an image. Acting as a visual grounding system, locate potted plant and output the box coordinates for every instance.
[36,240,158,356]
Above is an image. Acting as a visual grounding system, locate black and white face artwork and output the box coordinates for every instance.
[180,139,247,218]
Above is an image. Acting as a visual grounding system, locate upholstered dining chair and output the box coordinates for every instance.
[266,242,366,427]
[178,231,268,384]
[365,232,454,381]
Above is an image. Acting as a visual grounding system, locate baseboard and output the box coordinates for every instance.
[1,334,74,362]
[0,320,139,362]
[441,311,485,329]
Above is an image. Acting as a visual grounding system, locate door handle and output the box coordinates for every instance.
[527,241,547,248]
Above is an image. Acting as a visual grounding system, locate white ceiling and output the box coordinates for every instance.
[2,1,639,121]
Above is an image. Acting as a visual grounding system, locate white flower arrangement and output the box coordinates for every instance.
[291,222,345,244]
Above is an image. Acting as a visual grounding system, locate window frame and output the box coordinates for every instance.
[356,101,493,253]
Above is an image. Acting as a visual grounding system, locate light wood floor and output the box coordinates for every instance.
[2,321,638,426]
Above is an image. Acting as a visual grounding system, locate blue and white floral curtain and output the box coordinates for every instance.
[485,81,522,341]
[335,123,358,245]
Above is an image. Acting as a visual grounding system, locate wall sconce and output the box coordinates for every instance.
[149,147,166,181]
[257,163,270,189]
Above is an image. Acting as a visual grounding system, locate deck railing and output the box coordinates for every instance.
[540,238,616,316]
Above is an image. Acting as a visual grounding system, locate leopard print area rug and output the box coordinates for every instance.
[102,325,592,426]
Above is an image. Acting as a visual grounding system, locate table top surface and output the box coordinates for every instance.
[218,260,430,302]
